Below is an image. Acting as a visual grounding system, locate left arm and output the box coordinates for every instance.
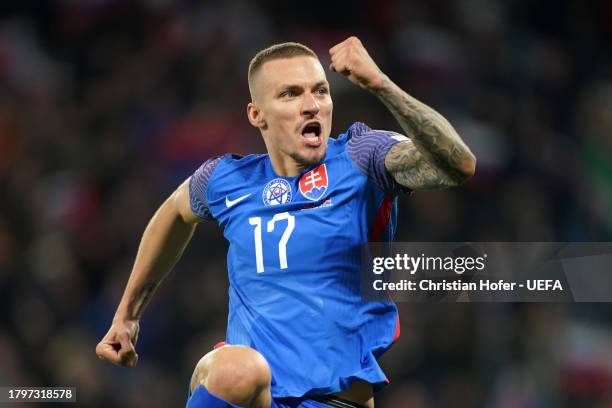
[330,37,476,190]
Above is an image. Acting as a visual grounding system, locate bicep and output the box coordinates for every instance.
[384,140,458,190]
[171,178,203,224]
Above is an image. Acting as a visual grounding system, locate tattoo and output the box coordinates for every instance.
[128,282,157,319]
[374,77,475,190]
[385,141,458,190]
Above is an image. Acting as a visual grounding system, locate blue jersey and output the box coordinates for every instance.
[189,122,410,398]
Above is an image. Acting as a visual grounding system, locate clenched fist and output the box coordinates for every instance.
[96,320,140,368]
[329,36,387,91]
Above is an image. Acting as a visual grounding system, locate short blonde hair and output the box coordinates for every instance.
[248,42,318,85]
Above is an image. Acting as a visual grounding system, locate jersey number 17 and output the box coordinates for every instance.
[248,212,295,273]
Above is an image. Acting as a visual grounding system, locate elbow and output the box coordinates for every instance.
[454,152,476,184]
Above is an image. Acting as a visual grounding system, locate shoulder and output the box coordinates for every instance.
[330,122,371,146]
[347,122,407,144]
[189,153,268,221]
[203,153,269,193]
[202,153,265,177]
[326,122,372,158]
[331,122,407,148]
[346,122,374,139]
[336,122,412,196]
[191,153,266,190]
[336,121,408,162]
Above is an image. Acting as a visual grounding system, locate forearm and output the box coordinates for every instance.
[114,195,197,322]
[372,76,475,180]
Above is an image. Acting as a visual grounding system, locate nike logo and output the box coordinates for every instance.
[225,193,251,208]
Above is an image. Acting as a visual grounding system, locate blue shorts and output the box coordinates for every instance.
[186,342,365,408]
[186,384,364,408]
[272,395,363,408]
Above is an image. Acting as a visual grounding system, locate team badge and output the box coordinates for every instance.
[262,178,292,206]
[299,164,329,201]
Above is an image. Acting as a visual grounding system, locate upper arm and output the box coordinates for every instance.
[384,140,462,190]
[346,123,411,196]
[178,156,222,223]
[171,178,202,224]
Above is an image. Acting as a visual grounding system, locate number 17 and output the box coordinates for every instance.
[248,212,295,273]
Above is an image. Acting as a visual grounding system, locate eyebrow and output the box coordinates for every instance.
[276,81,329,91]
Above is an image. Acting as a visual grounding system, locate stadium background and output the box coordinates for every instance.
[0,0,611,406]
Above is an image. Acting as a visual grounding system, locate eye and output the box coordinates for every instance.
[281,89,297,98]
[316,87,329,95]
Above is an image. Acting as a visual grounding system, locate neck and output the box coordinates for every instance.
[263,137,309,177]
[268,151,306,177]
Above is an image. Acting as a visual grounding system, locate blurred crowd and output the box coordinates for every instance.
[0,0,611,406]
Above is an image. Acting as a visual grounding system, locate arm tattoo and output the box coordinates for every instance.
[385,140,458,190]
[128,282,158,320]
[374,77,475,190]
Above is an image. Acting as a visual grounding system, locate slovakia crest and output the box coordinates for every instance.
[299,164,329,201]
[262,178,292,206]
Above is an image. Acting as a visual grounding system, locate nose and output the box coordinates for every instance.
[301,92,320,117]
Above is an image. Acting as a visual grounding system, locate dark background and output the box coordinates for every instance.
[0,0,611,406]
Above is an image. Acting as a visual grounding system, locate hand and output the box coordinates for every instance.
[96,320,140,368]
[329,36,387,91]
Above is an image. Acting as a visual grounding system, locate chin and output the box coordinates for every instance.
[291,148,326,167]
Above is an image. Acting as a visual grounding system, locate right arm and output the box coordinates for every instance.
[95,178,201,367]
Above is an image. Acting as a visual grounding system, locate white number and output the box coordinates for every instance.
[249,212,295,273]
[249,217,264,273]
[267,212,295,270]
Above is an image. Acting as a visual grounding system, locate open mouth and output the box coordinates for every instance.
[301,122,321,137]
[301,122,322,147]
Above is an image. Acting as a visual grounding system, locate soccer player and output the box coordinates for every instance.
[96,36,476,408]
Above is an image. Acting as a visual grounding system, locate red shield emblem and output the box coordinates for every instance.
[299,164,329,201]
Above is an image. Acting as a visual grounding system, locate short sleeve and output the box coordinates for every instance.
[189,156,222,220]
[346,122,412,196]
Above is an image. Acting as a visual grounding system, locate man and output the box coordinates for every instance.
[96,37,475,408]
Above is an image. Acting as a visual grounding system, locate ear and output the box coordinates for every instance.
[247,102,266,129]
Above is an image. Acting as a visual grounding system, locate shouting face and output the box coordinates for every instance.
[247,56,333,176]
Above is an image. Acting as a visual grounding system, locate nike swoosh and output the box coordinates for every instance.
[225,193,252,208]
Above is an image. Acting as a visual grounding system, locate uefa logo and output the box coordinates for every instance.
[262,178,292,206]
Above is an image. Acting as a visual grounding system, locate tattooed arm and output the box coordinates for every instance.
[96,179,200,367]
[330,36,476,190]
[376,78,475,190]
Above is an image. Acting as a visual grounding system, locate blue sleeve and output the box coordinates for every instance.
[346,122,412,196]
[189,156,222,220]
